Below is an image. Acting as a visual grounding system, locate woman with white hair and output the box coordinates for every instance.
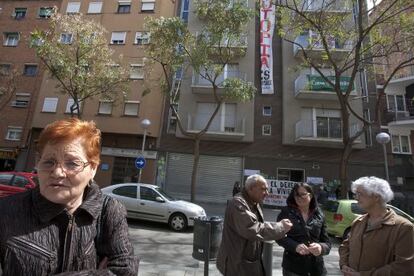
[339,176,414,275]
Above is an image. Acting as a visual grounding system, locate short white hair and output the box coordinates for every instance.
[245,174,267,189]
[351,176,394,203]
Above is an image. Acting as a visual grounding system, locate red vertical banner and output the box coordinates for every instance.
[260,0,275,94]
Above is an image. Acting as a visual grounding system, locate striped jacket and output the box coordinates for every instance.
[0,183,139,275]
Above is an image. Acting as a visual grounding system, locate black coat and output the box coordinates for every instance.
[0,183,139,276]
[277,206,331,276]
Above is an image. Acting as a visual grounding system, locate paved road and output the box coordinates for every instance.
[130,202,343,276]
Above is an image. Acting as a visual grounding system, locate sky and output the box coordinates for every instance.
[367,0,383,10]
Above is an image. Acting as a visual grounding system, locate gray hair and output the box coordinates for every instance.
[351,176,394,203]
[245,174,267,190]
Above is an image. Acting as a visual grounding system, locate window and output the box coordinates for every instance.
[224,103,236,132]
[387,95,406,112]
[0,174,13,185]
[66,2,81,14]
[316,116,342,138]
[88,2,103,13]
[263,106,272,116]
[262,124,271,135]
[140,187,159,201]
[135,32,150,45]
[12,176,29,188]
[98,101,113,115]
[42,97,58,112]
[111,32,126,45]
[39,7,54,18]
[277,168,305,182]
[6,127,22,141]
[0,64,11,75]
[392,135,411,154]
[130,65,144,79]
[113,186,137,198]
[124,101,140,116]
[23,64,38,76]
[65,98,82,114]
[60,33,73,44]
[117,1,131,13]
[11,93,30,108]
[13,8,27,19]
[180,0,189,22]
[141,0,155,12]
[3,32,19,46]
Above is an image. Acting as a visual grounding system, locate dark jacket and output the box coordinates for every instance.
[277,206,331,276]
[0,183,139,276]
[217,189,286,276]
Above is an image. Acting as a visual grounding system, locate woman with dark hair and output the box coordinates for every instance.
[277,183,331,276]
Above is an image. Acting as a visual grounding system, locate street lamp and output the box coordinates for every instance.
[138,118,151,183]
[376,132,391,182]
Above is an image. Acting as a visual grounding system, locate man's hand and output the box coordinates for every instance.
[341,265,360,276]
[308,243,322,256]
[295,243,310,255]
[280,219,293,233]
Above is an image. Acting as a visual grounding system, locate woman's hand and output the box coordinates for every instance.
[280,219,293,233]
[308,243,322,256]
[295,243,310,255]
[341,265,360,276]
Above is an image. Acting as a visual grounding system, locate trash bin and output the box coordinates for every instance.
[192,216,223,261]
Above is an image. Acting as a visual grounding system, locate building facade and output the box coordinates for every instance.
[158,0,384,204]
[0,0,60,171]
[27,0,176,186]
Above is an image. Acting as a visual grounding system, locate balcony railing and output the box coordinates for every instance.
[391,65,414,81]
[294,74,355,99]
[302,0,352,12]
[295,119,361,141]
[385,96,414,124]
[293,34,353,57]
[192,70,247,88]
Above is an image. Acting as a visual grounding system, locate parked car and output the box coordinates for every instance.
[323,199,414,239]
[0,171,38,198]
[101,183,206,231]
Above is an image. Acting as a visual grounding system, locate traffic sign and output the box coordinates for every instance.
[135,157,146,169]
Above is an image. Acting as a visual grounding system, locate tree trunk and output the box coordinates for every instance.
[190,137,201,203]
[339,142,353,199]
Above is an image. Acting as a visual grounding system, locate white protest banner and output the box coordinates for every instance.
[260,0,275,94]
[263,179,298,206]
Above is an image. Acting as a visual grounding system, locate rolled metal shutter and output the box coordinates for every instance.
[165,153,242,203]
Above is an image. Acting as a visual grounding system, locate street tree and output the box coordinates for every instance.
[146,0,256,202]
[0,67,19,114]
[275,0,414,198]
[31,12,130,118]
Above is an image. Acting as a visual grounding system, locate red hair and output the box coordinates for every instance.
[37,118,101,167]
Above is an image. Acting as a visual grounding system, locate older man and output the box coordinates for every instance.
[217,174,292,276]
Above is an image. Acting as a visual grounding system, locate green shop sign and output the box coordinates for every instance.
[307,75,353,92]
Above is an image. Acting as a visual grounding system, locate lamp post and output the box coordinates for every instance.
[138,118,151,183]
[376,132,391,182]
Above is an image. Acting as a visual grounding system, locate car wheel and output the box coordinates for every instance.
[343,228,351,240]
[169,213,187,231]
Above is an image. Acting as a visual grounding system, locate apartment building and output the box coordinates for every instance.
[0,0,60,171]
[27,0,177,186]
[158,0,384,203]
[372,0,414,213]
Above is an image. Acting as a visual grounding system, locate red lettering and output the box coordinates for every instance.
[260,19,271,32]
[261,7,273,19]
[260,32,270,44]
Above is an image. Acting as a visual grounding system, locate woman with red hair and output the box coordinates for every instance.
[0,118,139,275]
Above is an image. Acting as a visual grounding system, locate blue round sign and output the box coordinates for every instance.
[135,157,146,169]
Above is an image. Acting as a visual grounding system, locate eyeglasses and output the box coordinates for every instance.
[37,159,90,175]
[295,192,310,198]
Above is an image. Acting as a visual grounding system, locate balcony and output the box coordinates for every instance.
[195,32,248,58]
[186,114,246,140]
[384,95,414,127]
[295,119,362,146]
[293,33,352,60]
[191,70,247,94]
[294,74,356,100]
[302,0,352,13]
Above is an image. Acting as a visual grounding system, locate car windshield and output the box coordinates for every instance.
[351,203,366,215]
[388,205,414,223]
[323,201,339,212]
[154,187,175,201]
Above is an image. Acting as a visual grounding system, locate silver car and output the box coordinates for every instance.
[101,183,206,231]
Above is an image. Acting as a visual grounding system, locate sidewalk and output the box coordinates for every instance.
[132,202,342,276]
